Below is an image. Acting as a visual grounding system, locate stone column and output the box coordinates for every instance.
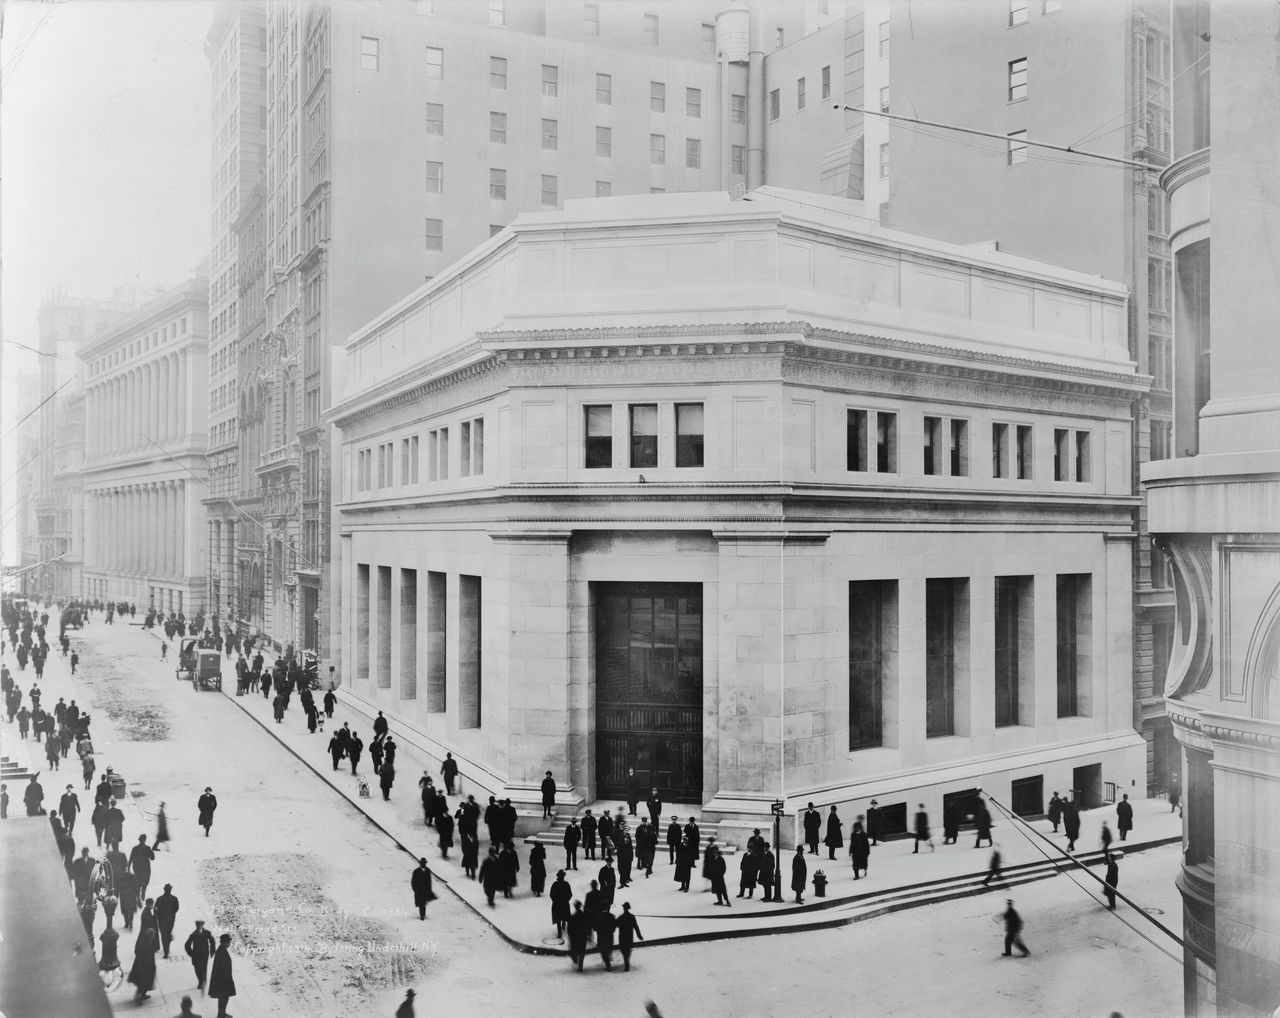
[176,480,186,585]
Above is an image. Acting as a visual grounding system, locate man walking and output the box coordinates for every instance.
[184,920,216,990]
[981,845,1004,887]
[1062,797,1081,853]
[824,805,843,861]
[155,883,180,958]
[913,804,934,854]
[59,784,81,834]
[866,799,882,846]
[1116,794,1133,842]
[197,788,218,836]
[616,901,643,971]
[130,834,156,901]
[440,752,458,795]
[1001,899,1031,957]
[209,933,236,1018]
[666,816,682,865]
[1048,792,1064,833]
[411,858,435,920]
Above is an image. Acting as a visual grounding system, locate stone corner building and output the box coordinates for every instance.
[329,188,1147,830]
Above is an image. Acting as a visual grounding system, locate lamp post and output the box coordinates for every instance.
[771,798,784,901]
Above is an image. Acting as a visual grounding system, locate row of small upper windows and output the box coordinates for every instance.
[768,66,835,121]
[355,418,485,493]
[89,317,191,376]
[401,4,719,51]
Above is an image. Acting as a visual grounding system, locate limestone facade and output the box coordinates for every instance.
[330,189,1147,830]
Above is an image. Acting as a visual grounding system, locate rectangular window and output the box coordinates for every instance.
[460,421,472,478]
[489,56,507,89]
[584,2,600,35]
[585,405,612,468]
[541,64,558,97]
[769,88,780,121]
[924,416,943,475]
[731,93,746,124]
[1008,130,1028,164]
[469,418,485,475]
[927,578,967,738]
[426,102,443,136]
[775,26,784,48]
[488,0,504,26]
[379,442,395,488]
[356,564,370,678]
[850,579,896,750]
[650,81,665,113]
[360,36,379,70]
[400,569,418,699]
[1016,425,1033,478]
[595,180,611,197]
[880,86,890,113]
[995,575,1033,727]
[993,422,1010,478]
[630,404,658,468]
[541,174,557,206]
[425,160,443,194]
[685,138,701,169]
[1151,419,1172,461]
[459,574,482,728]
[950,419,968,476]
[489,167,507,199]
[797,77,806,110]
[650,134,665,165]
[676,403,704,467]
[731,145,745,175]
[700,23,715,54]
[1075,431,1091,482]
[1056,574,1091,717]
[822,65,831,100]
[847,409,869,472]
[596,126,612,157]
[1010,0,1028,26]
[401,435,419,484]
[596,73,612,104]
[686,87,702,118]
[1054,429,1070,480]
[541,118,558,150]
[879,142,889,178]
[489,111,507,143]
[425,46,443,80]
[1009,58,1028,101]
[376,565,392,687]
[643,13,658,45]
[424,218,442,251]
[1043,0,1062,11]
[426,570,447,711]
[878,20,890,58]
[876,412,898,473]
[1148,185,1167,234]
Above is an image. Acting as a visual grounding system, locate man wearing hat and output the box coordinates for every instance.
[395,989,416,1018]
[802,802,822,855]
[209,933,236,1017]
[866,799,882,846]
[184,920,216,990]
[1104,850,1122,911]
[410,857,435,920]
[155,883,180,958]
[59,784,81,834]
[197,787,218,837]
[666,816,682,865]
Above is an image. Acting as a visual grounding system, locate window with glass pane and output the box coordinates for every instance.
[489,56,506,88]
[489,168,506,200]
[731,94,746,124]
[584,3,599,35]
[769,89,780,120]
[426,102,443,135]
[700,23,715,54]
[797,77,806,110]
[489,111,506,143]
[731,145,745,175]
[424,218,442,251]
[1009,0,1028,26]
[630,404,658,468]
[650,134,665,165]
[542,64,558,97]
[426,46,443,79]
[1008,130,1028,164]
[926,578,960,737]
[595,180,611,197]
[541,174,557,206]
[1056,574,1089,717]
[686,87,701,117]
[993,422,1010,478]
[596,73,612,104]
[650,81,665,113]
[1016,425,1032,478]
[643,12,658,45]
[994,576,1030,727]
[849,579,895,750]
[949,419,968,475]
[596,126,611,157]
[361,37,379,70]
[676,403,704,467]
[847,409,868,471]
[822,65,831,100]
[685,138,700,169]
[585,405,612,468]
[489,0,504,26]
[542,119,558,150]
[1008,58,1028,101]
[876,412,897,472]
[425,160,443,194]
[924,416,942,475]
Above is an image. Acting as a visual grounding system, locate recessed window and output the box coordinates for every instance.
[596,126,612,157]
[879,86,890,114]
[1008,130,1028,164]
[685,138,701,169]
[1016,425,1033,479]
[731,93,746,124]
[541,174,557,206]
[769,88,780,121]
[650,81,665,113]
[424,218,443,251]
[731,145,745,176]
[700,22,715,54]
[1043,0,1062,12]
[425,160,443,194]
[1008,58,1028,101]
[596,73,612,104]
[360,36,379,71]
[650,133,665,165]
[797,77,806,110]
[489,168,506,200]
[686,87,701,118]
[629,404,658,468]
[643,13,658,45]
[489,111,507,144]
[878,20,890,58]
[426,46,443,80]
[848,410,869,472]
[585,405,612,467]
[879,142,889,178]
[595,180,611,197]
[876,412,898,472]
[542,118,558,150]
[425,102,443,136]
[775,25,784,48]
[488,0,504,26]
[1010,0,1028,27]
[489,56,507,89]
[541,64,558,98]
[822,65,832,100]
[584,2,600,35]
[676,403,704,467]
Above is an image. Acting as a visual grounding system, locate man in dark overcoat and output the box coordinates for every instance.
[197,788,218,836]
[824,805,844,860]
[209,933,236,1017]
[411,858,435,919]
[541,770,557,819]
[666,816,682,865]
[155,883,180,957]
[802,802,822,855]
[184,920,216,990]
[1116,794,1134,841]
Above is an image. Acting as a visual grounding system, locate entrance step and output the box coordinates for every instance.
[523,811,739,856]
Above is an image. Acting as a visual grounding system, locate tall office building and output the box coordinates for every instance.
[823,0,1179,794]
[1145,2,1280,1015]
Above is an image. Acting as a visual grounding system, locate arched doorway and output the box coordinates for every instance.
[594,583,703,803]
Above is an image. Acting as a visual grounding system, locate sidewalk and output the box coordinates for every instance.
[222,674,1183,952]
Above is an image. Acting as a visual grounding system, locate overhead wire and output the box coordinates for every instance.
[1071,51,1210,149]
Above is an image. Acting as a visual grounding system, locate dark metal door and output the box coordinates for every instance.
[595,583,702,803]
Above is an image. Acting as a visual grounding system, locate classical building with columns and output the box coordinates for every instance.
[1145,3,1280,1015]
[330,188,1148,831]
[80,279,210,612]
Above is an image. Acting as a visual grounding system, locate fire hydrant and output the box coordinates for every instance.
[813,870,828,898]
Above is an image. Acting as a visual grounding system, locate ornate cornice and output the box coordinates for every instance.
[1167,702,1280,753]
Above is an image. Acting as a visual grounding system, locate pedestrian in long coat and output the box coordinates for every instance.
[824,806,844,860]
[130,834,156,901]
[647,789,662,829]
[127,925,159,1002]
[566,902,591,970]
[209,934,236,1017]
[1104,851,1121,910]
[581,810,598,860]
[597,906,618,970]
[197,788,217,836]
[184,920,216,990]
[104,801,125,849]
[738,848,759,897]
[383,737,397,770]
[913,804,934,853]
[598,859,616,907]
[529,842,548,896]
[306,702,318,734]
[498,842,520,898]
[943,801,960,844]
[666,817,682,864]
[550,870,572,935]
[791,845,808,903]
[348,735,363,775]
[709,849,731,906]
[1116,794,1134,841]
[1062,800,1081,852]
[803,802,822,854]
[117,870,139,930]
[155,884,180,957]
[478,848,501,906]
[437,810,455,859]
[563,818,580,871]
[328,733,344,771]
[674,837,694,892]
[410,858,436,919]
[617,835,634,888]
[155,802,170,849]
[617,902,643,971]
[973,799,993,848]
[91,801,108,845]
[59,785,81,833]
[370,734,385,775]
[624,767,641,816]
[380,761,396,801]
[758,847,777,902]
[541,770,557,819]
[460,829,479,878]
[866,800,882,845]
[323,687,336,718]
[1048,792,1064,833]
[850,820,871,879]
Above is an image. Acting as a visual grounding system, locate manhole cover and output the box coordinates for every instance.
[1144,907,1166,915]
[541,935,565,947]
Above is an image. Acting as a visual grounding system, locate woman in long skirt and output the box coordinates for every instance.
[127,926,159,1002]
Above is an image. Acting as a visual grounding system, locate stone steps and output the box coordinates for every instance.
[523,812,739,856]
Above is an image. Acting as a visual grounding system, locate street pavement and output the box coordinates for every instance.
[0,611,1188,1018]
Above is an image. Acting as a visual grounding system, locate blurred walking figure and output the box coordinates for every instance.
[1062,798,1081,853]
[1101,820,1114,854]
[973,798,994,849]
[849,819,870,880]
[981,845,1004,887]
[913,804,934,853]
[1002,899,1031,957]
